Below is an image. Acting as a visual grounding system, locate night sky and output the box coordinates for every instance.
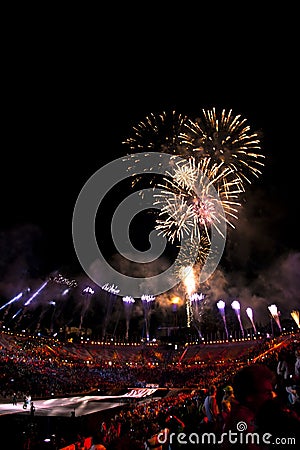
[1,28,299,332]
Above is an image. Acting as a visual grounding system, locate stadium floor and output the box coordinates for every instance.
[0,394,124,417]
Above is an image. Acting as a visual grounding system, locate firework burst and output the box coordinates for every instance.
[154,157,242,244]
[173,234,211,272]
[122,110,191,157]
[180,107,264,188]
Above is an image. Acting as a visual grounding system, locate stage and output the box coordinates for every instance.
[0,387,160,418]
[0,394,125,418]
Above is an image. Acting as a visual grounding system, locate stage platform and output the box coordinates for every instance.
[0,394,125,418]
[0,387,162,418]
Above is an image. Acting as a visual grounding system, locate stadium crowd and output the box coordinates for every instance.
[1,331,300,449]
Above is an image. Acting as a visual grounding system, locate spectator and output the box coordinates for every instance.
[90,432,107,450]
[256,395,300,444]
[202,384,220,431]
[221,385,236,421]
[222,363,276,448]
[30,401,35,417]
[276,351,291,380]
[285,382,300,408]
[295,347,300,379]
[12,392,17,406]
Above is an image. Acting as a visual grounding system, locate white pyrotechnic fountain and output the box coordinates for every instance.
[217,300,229,340]
[268,304,282,333]
[141,295,155,341]
[190,293,205,338]
[291,310,300,329]
[79,286,95,330]
[231,300,244,338]
[101,283,119,340]
[246,307,257,334]
[122,296,135,340]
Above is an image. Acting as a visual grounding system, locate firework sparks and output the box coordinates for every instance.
[181,265,196,328]
[217,300,229,340]
[24,281,49,306]
[141,295,155,341]
[122,296,135,340]
[122,110,191,157]
[154,193,199,243]
[102,284,119,340]
[246,307,257,334]
[190,292,205,338]
[268,304,282,332]
[172,235,211,281]
[101,283,120,295]
[0,291,24,311]
[231,300,244,338]
[79,286,95,330]
[50,273,78,288]
[154,157,241,244]
[291,310,300,329]
[180,107,265,188]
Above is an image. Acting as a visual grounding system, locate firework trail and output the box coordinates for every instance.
[181,266,196,328]
[12,308,22,319]
[217,300,229,340]
[0,291,24,311]
[246,306,257,334]
[122,296,135,340]
[10,282,49,327]
[0,290,28,325]
[174,234,211,271]
[180,107,265,189]
[268,304,282,332]
[24,281,49,306]
[141,294,155,341]
[231,300,244,338]
[291,310,300,329]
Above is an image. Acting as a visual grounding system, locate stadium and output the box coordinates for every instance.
[1,324,300,449]
[1,63,299,449]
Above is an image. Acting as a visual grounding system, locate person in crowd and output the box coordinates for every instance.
[276,350,292,380]
[90,432,107,450]
[202,384,221,431]
[222,363,276,449]
[144,422,169,450]
[285,380,300,409]
[30,401,35,417]
[255,393,300,447]
[295,346,300,378]
[12,392,17,406]
[23,395,28,409]
[221,385,237,422]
